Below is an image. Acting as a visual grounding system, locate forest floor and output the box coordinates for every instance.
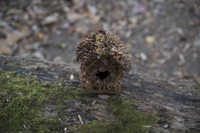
[0,0,200,82]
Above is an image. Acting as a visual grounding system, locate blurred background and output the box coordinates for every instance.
[0,0,200,82]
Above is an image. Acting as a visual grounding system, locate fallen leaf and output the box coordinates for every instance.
[0,25,30,55]
[145,36,155,44]
[0,44,13,55]
[0,26,30,46]
[41,12,59,25]
[6,8,22,15]
[67,12,82,23]
[38,32,44,39]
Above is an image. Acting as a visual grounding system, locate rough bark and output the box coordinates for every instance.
[0,55,199,133]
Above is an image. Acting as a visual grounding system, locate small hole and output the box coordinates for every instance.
[96,71,109,80]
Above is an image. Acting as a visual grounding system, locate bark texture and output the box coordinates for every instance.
[0,55,199,132]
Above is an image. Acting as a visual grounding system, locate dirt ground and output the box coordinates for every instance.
[0,0,200,82]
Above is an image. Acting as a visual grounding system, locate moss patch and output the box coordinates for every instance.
[0,69,156,132]
[6,62,20,67]
[78,96,156,133]
[0,70,82,132]
[193,86,200,92]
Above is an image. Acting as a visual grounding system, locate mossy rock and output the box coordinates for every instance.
[0,70,156,132]
[78,96,156,133]
[0,70,82,132]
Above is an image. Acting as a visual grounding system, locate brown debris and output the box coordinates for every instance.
[0,24,30,55]
[76,29,131,93]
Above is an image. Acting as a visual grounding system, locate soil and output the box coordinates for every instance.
[0,0,200,82]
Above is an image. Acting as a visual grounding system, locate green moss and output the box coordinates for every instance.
[0,70,82,132]
[105,32,117,45]
[6,62,20,67]
[78,96,156,133]
[95,34,110,56]
[193,86,200,92]
[0,69,156,132]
